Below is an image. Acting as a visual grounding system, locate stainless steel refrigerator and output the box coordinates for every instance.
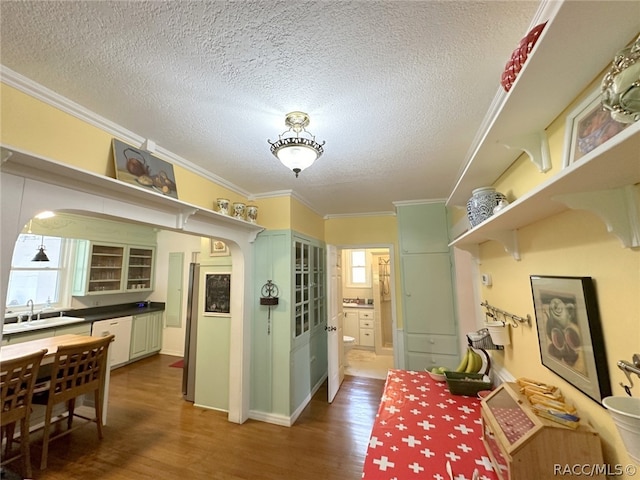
[182,262,199,401]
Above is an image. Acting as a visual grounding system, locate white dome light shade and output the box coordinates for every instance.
[268,112,325,177]
[276,143,318,173]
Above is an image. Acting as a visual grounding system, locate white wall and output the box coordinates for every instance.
[154,230,202,357]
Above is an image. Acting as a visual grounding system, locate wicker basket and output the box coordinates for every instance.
[444,371,492,396]
[467,328,503,350]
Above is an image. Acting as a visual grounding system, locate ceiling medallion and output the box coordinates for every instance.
[268,111,325,177]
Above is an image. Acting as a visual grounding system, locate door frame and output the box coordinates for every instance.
[328,243,400,383]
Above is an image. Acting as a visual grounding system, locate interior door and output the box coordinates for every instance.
[327,245,344,402]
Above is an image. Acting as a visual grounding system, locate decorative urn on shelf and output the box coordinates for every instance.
[466,187,507,227]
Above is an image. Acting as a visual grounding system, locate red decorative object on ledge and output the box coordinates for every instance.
[500,22,547,92]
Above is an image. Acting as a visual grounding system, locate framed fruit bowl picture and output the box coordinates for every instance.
[562,88,629,168]
[530,275,611,403]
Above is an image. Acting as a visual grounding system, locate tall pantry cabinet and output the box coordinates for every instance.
[397,202,460,371]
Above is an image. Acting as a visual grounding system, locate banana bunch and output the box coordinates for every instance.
[455,347,484,374]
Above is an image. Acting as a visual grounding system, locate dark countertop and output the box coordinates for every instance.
[65,301,165,322]
[342,303,374,309]
[2,301,165,336]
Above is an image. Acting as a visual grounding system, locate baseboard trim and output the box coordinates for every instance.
[248,373,328,428]
[490,358,515,385]
[248,410,293,427]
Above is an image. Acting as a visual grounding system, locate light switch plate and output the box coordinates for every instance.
[481,273,492,286]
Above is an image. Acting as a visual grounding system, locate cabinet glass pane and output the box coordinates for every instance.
[89,244,124,292]
[295,243,302,270]
[127,247,153,290]
[486,387,535,445]
[301,244,309,270]
[295,306,302,336]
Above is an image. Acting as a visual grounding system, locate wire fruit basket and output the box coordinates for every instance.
[467,328,503,350]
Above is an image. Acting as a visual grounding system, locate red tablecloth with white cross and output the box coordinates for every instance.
[362,369,499,480]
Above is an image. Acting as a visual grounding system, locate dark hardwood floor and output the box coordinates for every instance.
[5,354,385,480]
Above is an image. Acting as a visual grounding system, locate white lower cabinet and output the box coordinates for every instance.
[359,311,375,347]
[344,310,359,344]
[129,311,163,360]
[91,316,133,369]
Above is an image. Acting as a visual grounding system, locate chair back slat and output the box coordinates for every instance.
[48,335,114,404]
[1,349,47,426]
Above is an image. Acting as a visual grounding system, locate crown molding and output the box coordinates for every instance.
[392,198,447,208]
[251,189,323,217]
[323,211,396,220]
[1,65,252,198]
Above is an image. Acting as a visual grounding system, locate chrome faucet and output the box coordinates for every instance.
[26,299,34,322]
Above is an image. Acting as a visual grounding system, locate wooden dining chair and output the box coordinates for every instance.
[1,348,48,478]
[32,334,114,469]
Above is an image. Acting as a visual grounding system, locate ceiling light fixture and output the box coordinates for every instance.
[268,111,325,177]
[32,235,50,262]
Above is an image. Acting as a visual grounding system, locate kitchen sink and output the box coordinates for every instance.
[2,316,86,334]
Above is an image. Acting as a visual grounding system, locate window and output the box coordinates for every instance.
[347,250,370,287]
[5,234,68,310]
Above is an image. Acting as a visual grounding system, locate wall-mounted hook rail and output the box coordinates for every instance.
[481,301,531,328]
[617,353,640,396]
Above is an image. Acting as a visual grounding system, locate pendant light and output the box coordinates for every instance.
[268,111,325,177]
[32,235,50,262]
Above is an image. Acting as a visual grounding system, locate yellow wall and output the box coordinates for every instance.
[480,76,639,467]
[1,83,259,226]
[325,215,404,328]
[290,198,324,240]
[254,196,291,231]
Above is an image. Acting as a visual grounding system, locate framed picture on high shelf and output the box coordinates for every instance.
[112,138,179,198]
[204,273,231,316]
[530,275,611,403]
[562,88,629,168]
[210,239,229,256]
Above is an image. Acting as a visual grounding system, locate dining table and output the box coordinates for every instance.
[1,334,113,423]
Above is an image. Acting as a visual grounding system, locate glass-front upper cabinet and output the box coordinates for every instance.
[125,246,155,292]
[73,241,125,294]
[72,241,155,295]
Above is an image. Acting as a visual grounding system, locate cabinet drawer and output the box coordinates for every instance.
[406,333,458,354]
[358,310,374,320]
[54,323,91,336]
[359,319,374,329]
[359,328,374,347]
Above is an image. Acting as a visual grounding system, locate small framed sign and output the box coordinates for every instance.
[204,273,231,316]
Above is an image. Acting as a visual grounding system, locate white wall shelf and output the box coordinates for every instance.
[450,121,640,257]
[447,0,640,207]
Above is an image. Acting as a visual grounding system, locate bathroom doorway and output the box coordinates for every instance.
[339,246,397,380]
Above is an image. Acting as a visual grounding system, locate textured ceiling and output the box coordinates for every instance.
[0,0,540,216]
